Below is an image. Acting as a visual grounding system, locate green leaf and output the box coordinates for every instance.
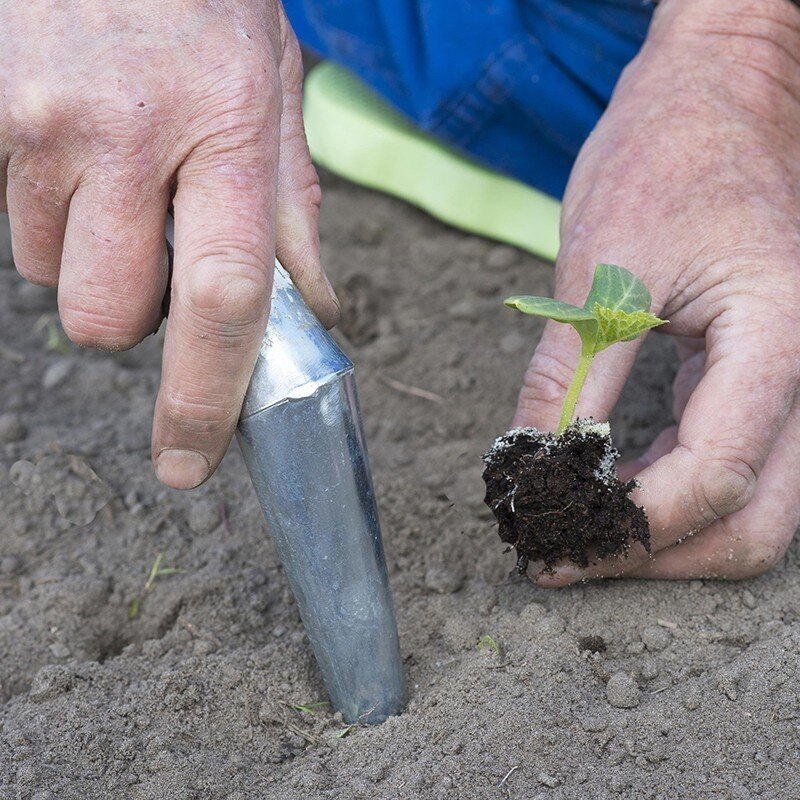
[593,306,666,351]
[583,264,652,314]
[504,296,598,346]
[476,635,501,657]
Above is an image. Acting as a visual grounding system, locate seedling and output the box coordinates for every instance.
[34,314,71,355]
[128,553,183,619]
[279,699,330,716]
[505,264,665,433]
[476,635,501,657]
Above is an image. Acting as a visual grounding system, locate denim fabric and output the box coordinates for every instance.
[285,0,655,198]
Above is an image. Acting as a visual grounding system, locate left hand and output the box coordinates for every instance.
[514,0,800,584]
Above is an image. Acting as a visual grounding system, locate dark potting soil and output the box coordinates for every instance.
[482,420,650,572]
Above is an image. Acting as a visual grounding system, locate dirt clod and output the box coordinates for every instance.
[641,626,672,652]
[0,412,26,443]
[424,564,465,594]
[578,635,607,654]
[482,421,650,570]
[607,672,641,709]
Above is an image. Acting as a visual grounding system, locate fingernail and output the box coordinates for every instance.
[155,448,211,490]
[323,271,340,311]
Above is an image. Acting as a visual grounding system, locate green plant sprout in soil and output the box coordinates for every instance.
[482,264,666,574]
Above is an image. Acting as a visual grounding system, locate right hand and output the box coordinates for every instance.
[0,0,339,489]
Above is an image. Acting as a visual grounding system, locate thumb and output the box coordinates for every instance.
[513,316,644,431]
[275,23,340,329]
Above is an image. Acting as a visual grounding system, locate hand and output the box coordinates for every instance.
[0,1,339,489]
[514,0,800,583]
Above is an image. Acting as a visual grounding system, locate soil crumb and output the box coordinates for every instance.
[483,420,650,571]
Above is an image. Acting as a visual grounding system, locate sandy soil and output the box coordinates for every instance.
[0,173,798,800]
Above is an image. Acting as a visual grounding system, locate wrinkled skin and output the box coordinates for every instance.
[2,0,799,582]
[515,0,800,582]
[0,0,338,490]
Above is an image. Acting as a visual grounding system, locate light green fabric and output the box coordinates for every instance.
[303,63,561,262]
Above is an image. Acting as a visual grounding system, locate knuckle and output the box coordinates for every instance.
[278,165,321,219]
[212,53,279,112]
[519,350,576,411]
[695,454,757,524]
[180,256,270,336]
[160,389,237,432]
[3,79,63,145]
[279,29,304,87]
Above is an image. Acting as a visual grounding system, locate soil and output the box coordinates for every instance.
[1,172,799,800]
[483,422,650,572]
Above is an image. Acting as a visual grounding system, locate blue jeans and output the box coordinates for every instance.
[285,1,654,199]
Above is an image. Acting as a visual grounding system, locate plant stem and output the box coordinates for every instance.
[556,344,595,434]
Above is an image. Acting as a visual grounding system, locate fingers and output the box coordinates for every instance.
[536,304,798,587]
[57,172,169,348]
[0,154,7,213]
[617,426,678,483]
[274,25,339,329]
[4,162,71,286]
[635,309,794,547]
[152,117,280,490]
[627,402,800,579]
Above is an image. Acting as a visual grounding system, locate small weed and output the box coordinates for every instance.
[477,635,501,657]
[128,553,183,620]
[279,699,330,716]
[34,315,71,355]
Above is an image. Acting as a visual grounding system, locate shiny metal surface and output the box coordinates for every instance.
[236,265,405,724]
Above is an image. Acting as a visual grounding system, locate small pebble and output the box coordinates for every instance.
[537,773,561,788]
[741,589,758,610]
[606,671,641,709]
[187,497,220,535]
[424,564,465,594]
[499,331,528,354]
[640,658,660,681]
[448,300,480,323]
[580,715,608,733]
[485,245,520,270]
[124,490,142,509]
[0,412,26,443]
[683,688,701,710]
[42,358,75,390]
[9,460,35,491]
[641,625,672,652]
[193,639,216,657]
[29,665,75,702]
[0,555,21,576]
[48,642,71,659]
